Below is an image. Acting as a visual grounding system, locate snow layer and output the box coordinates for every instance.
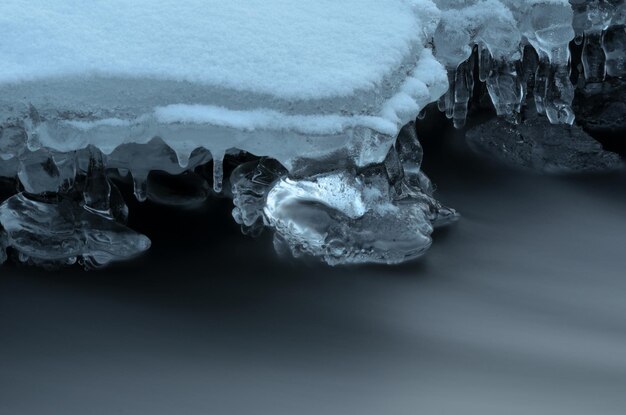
[1,0,435,100]
[27,49,446,174]
[0,0,445,166]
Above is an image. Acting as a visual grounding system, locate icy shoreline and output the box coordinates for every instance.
[0,0,624,268]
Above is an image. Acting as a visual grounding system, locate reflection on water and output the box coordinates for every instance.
[1,129,625,415]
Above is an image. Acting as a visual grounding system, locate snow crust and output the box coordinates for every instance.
[1,0,433,100]
[0,0,446,164]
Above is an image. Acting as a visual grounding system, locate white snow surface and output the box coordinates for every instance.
[0,0,449,159]
[1,0,435,100]
[0,0,574,145]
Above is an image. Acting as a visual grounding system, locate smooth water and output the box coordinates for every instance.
[1,124,625,415]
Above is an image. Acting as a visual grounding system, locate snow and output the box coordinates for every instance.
[1,0,433,100]
[153,106,398,136]
[0,0,446,162]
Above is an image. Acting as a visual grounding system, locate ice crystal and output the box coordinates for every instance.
[0,1,623,267]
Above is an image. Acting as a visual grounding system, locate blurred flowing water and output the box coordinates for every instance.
[1,114,625,415]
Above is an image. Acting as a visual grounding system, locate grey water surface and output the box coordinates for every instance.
[1,126,625,415]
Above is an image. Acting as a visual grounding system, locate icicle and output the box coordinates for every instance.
[395,122,423,179]
[383,145,404,192]
[486,59,523,118]
[574,34,584,46]
[175,149,191,169]
[52,151,76,193]
[521,46,539,102]
[212,150,225,193]
[83,147,112,215]
[534,56,549,115]
[132,171,148,202]
[478,44,492,82]
[570,0,588,45]
[453,56,474,128]
[441,69,456,119]
[603,25,626,78]
[17,149,61,195]
[582,32,607,82]
[544,64,575,125]
[437,95,446,113]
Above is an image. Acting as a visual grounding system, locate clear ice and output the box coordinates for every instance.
[232,124,457,265]
[0,0,623,267]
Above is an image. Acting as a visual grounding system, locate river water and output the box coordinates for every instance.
[1,116,625,415]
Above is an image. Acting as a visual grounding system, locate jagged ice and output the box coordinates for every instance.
[0,0,623,267]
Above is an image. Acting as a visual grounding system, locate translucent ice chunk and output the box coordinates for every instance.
[0,193,150,268]
[231,158,288,237]
[231,125,458,265]
[486,59,524,118]
[17,150,64,195]
[264,171,434,265]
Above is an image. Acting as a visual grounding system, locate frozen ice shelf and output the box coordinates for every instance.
[0,0,455,267]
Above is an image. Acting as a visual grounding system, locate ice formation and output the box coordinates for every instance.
[0,0,623,268]
[433,0,577,125]
[232,124,457,265]
[433,0,626,127]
